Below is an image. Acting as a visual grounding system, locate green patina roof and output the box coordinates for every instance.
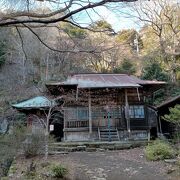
[12,96,55,109]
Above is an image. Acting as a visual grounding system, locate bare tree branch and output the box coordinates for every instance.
[0,0,138,27]
[20,23,117,53]
[15,26,28,61]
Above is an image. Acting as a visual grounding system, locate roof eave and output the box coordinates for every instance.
[12,106,50,110]
[156,95,180,109]
[77,85,141,89]
[140,81,167,85]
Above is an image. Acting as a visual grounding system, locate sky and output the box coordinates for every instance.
[70,2,142,32]
[0,0,142,32]
[70,0,180,32]
[2,0,180,31]
[86,6,141,32]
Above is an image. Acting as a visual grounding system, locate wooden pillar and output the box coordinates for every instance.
[136,87,140,101]
[76,87,79,101]
[88,89,92,134]
[158,116,163,135]
[63,109,66,141]
[125,89,131,137]
[63,109,66,129]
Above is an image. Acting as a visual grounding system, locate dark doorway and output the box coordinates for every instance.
[50,123,63,141]
[150,127,157,140]
[49,111,64,141]
[160,120,174,139]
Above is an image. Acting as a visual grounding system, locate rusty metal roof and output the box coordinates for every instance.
[46,74,166,89]
[156,95,180,109]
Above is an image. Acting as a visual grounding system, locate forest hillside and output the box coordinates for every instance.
[0,0,179,118]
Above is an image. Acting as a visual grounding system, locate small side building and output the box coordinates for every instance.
[156,95,180,138]
[12,96,64,141]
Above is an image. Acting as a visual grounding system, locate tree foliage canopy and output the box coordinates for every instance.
[90,20,115,34]
[113,59,136,75]
[63,23,87,39]
[129,0,180,82]
[141,62,169,81]
[0,0,180,117]
[163,105,180,128]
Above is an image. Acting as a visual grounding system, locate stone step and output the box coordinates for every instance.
[100,135,118,138]
[100,138,119,141]
[49,141,147,152]
[101,138,119,141]
[49,146,77,152]
[49,151,69,155]
[49,145,87,152]
[100,131,117,135]
[100,129,117,132]
[100,136,119,139]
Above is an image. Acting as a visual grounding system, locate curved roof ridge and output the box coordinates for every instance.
[12,96,54,109]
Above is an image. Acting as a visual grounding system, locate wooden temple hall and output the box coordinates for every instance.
[45,74,166,142]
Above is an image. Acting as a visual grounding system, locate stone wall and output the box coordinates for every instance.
[64,130,98,141]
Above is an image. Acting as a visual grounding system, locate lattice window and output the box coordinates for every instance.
[65,107,89,120]
[77,108,88,120]
[66,108,77,120]
[92,107,121,119]
[65,106,122,121]
[129,105,144,119]
[92,108,106,119]
[111,107,121,118]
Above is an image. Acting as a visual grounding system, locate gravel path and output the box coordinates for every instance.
[57,148,171,180]
[13,148,178,180]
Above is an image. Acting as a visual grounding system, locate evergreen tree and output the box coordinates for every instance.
[113,59,136,75]
[163,105,180,128]
[63,23,87,39]
[141,62,169,81]
[90,20,115,35]
[163,105,180,142]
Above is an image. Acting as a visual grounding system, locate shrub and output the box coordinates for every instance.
[0,125,27,177]
[0,158,14,177]
[22,133,45,158]
[177,148,180,158]
[51,164,68,178]
[1,177,8,180]
[24,161,37,179]
[145,140,175,161]
[8,161,17,175]
[172,132,180,144]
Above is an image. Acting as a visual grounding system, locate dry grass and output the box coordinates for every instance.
[10,155,76,180]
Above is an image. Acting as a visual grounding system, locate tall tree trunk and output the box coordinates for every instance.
[44,107,51,160]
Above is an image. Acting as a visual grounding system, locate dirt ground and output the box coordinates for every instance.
[12,148,179,180]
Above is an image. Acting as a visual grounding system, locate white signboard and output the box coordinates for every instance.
[50,124,54,131]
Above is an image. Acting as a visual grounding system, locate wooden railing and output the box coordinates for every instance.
[66,120,89,128]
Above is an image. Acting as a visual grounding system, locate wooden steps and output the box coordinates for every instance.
[99,128,120,141]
